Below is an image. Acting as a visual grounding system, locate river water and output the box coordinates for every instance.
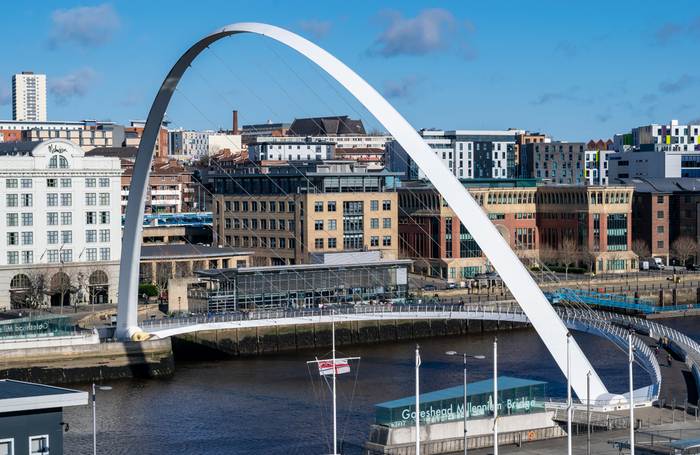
[62,316,700,454]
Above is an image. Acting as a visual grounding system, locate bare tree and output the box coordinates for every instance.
[17,265,51,315]
[250,256,270,267]
[79,263,112,313]
[557,237,579,280]
[50,265,81,315]
[689,118,700,125]
[607,250,625,274]
[671,236,698,267]
[538,246,558,267]
[154,261,173,299]
[631,239,651,261]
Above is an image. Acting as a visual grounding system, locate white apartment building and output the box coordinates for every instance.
[583,149,613,185]
[169,130,209,161]
[0,139,123,310]
[386,129,519,180]
[260,134,393,150]
[12,72,46,122]
[247,140,335,161]
[614,119,700,152]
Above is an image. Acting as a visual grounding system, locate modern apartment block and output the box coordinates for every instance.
[522,141,613,185]
[614,119,700,152]
[397,180,636,278]
[386,129,519,181]
[0,139,123,309]
[12,72,46,122]
[209,161,399,266]
[608,145,700,180]
[0,120,116,151]
[168,129,209,161]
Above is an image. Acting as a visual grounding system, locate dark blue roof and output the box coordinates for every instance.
[376,376,546,409]
[0,379,81,400]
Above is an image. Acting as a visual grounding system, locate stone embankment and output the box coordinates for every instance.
[172,317,530,358]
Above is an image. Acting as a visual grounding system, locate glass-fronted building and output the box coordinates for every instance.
[195,259,412,312]
[375,377,546,428]
[0,315,71,340]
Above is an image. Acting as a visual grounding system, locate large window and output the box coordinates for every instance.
[61,212,72,225]
[21,194,32,207]
[7,214,18,226]
[47,194,58,206]
[85,193,96,205]
[21,213,33,226]
[30,435,48,455]
[61,193,72,206]
[86,230,97,242]
[6,194,17,207]
[99,230,110,242]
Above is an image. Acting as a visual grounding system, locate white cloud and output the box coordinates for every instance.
[370,8,477,59]
[382,75,419,103]
[47,4,121,50]
[49,67,100,105]
[298,19,332,40]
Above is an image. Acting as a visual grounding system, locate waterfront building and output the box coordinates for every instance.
[621,177,700,265]
[386,128,519,181]
[398,179,636,277]
[12,71,46,122]
[0,139,123,309]
[209,160,400,266]
[614,119,700,151]
[196,251,411,311]
[0,379,87,455]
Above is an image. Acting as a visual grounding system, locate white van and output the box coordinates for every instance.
[445,280,456,289]
[645,257,665,270]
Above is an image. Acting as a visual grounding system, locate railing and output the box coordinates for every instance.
[557,288,655,313]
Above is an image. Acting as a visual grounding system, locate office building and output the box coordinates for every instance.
[12,72,46,122]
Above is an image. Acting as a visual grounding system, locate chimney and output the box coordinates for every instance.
[233,110,238,135]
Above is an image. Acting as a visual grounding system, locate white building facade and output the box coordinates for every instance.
[0,139,123,310]
[614,119,700,152]
[12,72,46,122]
[248,140,335,161]
[168,130,209,161]
[608,145,700,181]
[386,129,518,180]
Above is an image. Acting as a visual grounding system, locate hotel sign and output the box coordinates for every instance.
[48,144,68,154]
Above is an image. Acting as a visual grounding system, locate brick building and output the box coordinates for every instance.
[397,180,636,278]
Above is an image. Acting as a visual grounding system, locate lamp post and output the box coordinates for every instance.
[446,351,485,455]
[92,383,112,455]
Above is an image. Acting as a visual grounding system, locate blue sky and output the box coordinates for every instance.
[2,1,699,141]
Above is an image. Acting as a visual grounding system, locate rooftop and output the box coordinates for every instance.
[0,379,87,413]
[195,258,413,278]
[140,244,252,260]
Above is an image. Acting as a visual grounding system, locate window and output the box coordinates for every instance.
[383,236,392,246]
[657,226,664,234]
[22,251,33,264]
[251,201,258,212]
[657,196,664,203]
[657,211,664,219]
[61,231,72,244]
[371,218,379,229]
[269,219,276,230]
[61,193,72,206]
[383,200,391,210]
[658,241,664,249]
[315,220,324,231]
[315,238,324,248]
[315,201,323,212]
[21,179,32,188]
[6,179,17,188]
[288,201,295,212]
[383,218,391,228]
[86,178,96,187]
[47,194,58,206]
[61,212,72,225]
[234,201,240,211]
[99,193,110,205]
[260,202,266,212]
[370,200,379,211]
[21,194,32,207]
[225,218,231,229]
[370,236,379,247]
[85,193,96,205]
[99,178,110,187]
[7,232,18,245]
[6,194,17,207]
[278,220,284,230]
[328,238,336,248]
[86,248,97,261]
[328,201,336,212]
[61,178,71,187]
[7,214,18,226]
[86,212,97,224]
[279,238,285,249]
[100,248,111,260]
[7,252,18,265]
[269,238,276,248]
[21,213,33,226]
[86,230,97,242]
[21,232,33,245]
[242,201,248,212]
[328,220,336,230]
[269,201,276,212]
[99,212,110,224]
[47,178,57,188]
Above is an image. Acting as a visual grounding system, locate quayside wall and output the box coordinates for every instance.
[0,337,174,384]
[171,318,530,359]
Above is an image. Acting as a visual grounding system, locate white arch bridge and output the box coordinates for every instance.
[137,303,695,406]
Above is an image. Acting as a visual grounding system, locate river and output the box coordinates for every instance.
[61,316,700,454]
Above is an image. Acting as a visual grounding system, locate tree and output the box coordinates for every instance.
[671,236,698,267]
[154,261,173,299]
[689,118,700,126]
[607,250,625,274]
[250,256,270,267]
[79,263,112,312]
[631,239,651,261]
[538,246,558,267]
[557,237,579,280]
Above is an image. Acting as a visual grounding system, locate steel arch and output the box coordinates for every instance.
[117,22,609,400]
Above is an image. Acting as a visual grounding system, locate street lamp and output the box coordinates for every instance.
[92,383,112,455]
[446,351,485,455]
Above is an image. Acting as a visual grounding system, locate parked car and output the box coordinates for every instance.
[686,264,700,271]
[422,284,437,291]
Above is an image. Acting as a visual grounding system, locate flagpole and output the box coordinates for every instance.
[416,343,420,455]
[333,311,337,455]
